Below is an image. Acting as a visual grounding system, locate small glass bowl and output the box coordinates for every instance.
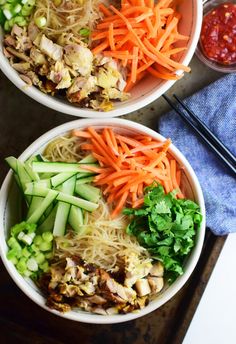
[195,0,236,73]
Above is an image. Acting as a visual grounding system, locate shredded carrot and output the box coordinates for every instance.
[99,3,112,17]
[111,191,129,218]
[131,46,139,82]
[91,40,109,55]
[71,130,91,138]
[72,127,184,217]
[176,169,181,186]
[108,23,116,50]
[81,143,94,150]
[91,1,190,87]
[170,159,184,198]
[133,198,144,208]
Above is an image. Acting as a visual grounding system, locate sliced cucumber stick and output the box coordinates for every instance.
[68,206,84,233]
[27,190,58,224]
[31,161,98,173]
[53,176,76,237]
[38,205,57,233]
[25,185,98,212]
[75,183,100,203]
[50,172,77,188]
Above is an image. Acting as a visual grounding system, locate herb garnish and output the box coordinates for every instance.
[123,183,202,282]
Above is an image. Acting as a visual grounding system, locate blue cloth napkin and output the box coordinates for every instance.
[159,74,236,236]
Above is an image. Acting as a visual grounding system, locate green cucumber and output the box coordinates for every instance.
[16,160,33,205]
[31,161,98,173]
[75,183,100,203]
[26,180,51,190]
[79,154,97,164]
[25,156,40,181]
[68,206,84,233]
[5,156,17,171]
[56,193,98,212]
[25,185,98,212]
[26,195,43,220]
[38,205,57,232]
[50,172,77,188]
[26,180,50,220]
[27,190,58,224]
[76,176,94,184]
[53,176,76,236]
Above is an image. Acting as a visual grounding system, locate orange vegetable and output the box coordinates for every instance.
[73,128,184,218]
[91,1,190,90]
[108,23,115,50]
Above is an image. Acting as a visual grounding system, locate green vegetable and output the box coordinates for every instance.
[79,28,90,37]
[34,15,46,28]
[6,222,53,277]
[0,0,35,30]
[124,183,202,282]
[11,221,36,237]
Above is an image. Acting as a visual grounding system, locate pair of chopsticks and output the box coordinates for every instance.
[162,94,236,176]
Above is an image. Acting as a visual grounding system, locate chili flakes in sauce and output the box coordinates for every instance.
[200,2,236,65]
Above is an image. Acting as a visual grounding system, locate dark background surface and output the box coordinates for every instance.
[0,58,226,344]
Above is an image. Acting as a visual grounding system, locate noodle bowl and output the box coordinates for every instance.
[0,118,205,323]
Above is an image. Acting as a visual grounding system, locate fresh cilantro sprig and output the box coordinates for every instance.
[123,183,202,282]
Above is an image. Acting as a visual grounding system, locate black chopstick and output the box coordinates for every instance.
[162,94,236,176]
[173,94,236,166]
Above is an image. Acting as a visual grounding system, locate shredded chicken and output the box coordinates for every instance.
[3,24,130,111]
[38,255,164,315]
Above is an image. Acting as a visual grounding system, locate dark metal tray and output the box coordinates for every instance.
[0,70,226,343]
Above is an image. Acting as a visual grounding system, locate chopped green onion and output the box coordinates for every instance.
[34,16,46,28]
[39,261,49,272]
[45,251,53,260]
[42,231,53,243]
[0,0,6,6]
[8,17,14,27]
[3,8,12,20]
[17,257,27,273]
[19,233,35,245]
[8,236,21,249]
[2,3,11,10]
[22,247,31,258]
[27,257,38,272]
[14,15,26,25]
[17,18,27,26]
[11,222,36,236]
[39,241,52,252]
[33,234,43,246]
[34,252,45,264]
[21,6,32,16]
[31,243,40,253]
[79,28,90,37]
[8,256,18,265]
[13,3,21,14]
[7,247,21,260]
[17,231,25,241]
[23,270,32,277]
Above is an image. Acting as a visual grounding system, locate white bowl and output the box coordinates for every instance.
[0,118,206,324]
[0,1,202,118]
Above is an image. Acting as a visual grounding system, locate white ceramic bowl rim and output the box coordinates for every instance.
[0,118,205,324]
[0,1,202,118]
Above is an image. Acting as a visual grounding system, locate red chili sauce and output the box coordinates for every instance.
[200,2,236,65]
